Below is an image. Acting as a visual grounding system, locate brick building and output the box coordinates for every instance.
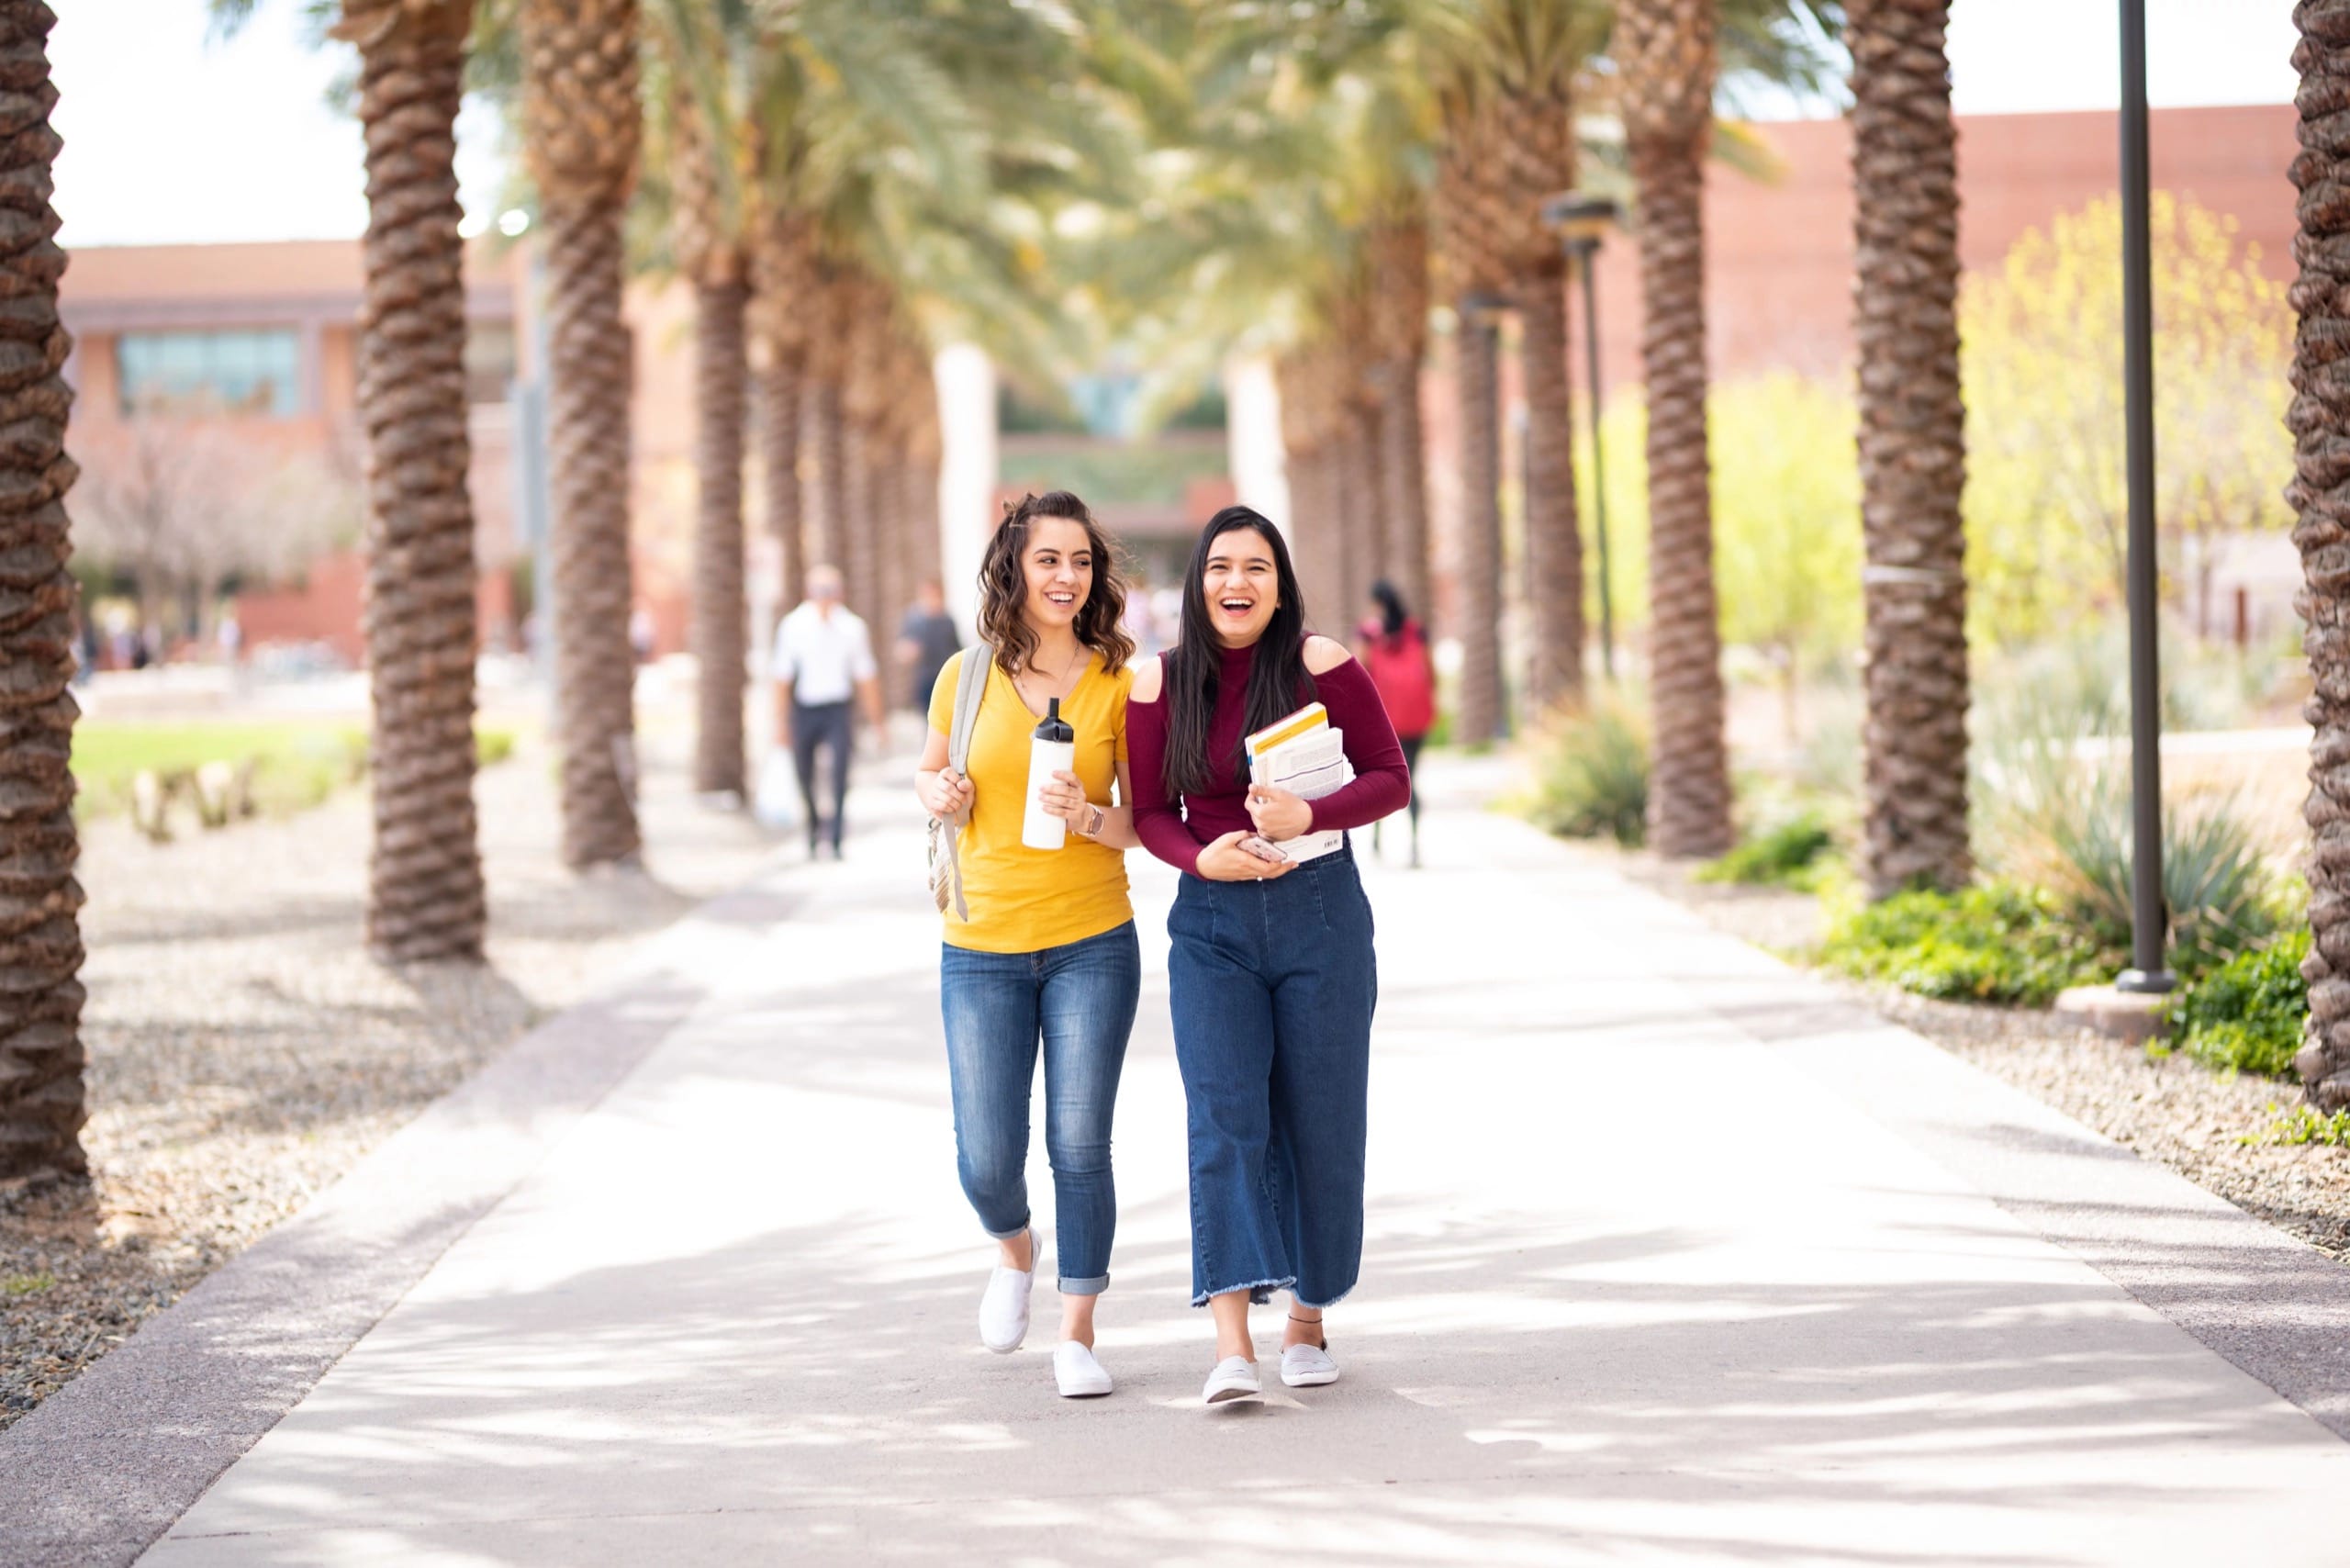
[60,236,711,665]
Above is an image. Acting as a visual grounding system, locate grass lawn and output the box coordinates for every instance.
[73,720,516,821]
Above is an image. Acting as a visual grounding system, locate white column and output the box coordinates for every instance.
[934,343,996,637]
[1224,353,1288,533]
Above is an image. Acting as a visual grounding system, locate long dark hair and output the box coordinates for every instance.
[976,490,1134,677]
[1161,506,1315,800]
[1370,578,1408,643]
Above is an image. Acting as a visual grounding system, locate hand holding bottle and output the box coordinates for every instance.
[1036,768,1091,824]
[1021,699,1078,850]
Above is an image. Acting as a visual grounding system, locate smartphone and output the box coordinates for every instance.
[1241,834,1290,863]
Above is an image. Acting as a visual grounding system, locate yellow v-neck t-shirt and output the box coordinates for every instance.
[929,649,1135,954]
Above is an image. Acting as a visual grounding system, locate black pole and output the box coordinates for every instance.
[2117,0,2171,993]
[1576,239,1616,679]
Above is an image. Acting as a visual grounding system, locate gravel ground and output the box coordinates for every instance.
[1612,845,2350,1265]
[0,714,788,1428]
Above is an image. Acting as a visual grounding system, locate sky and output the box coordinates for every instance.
[51,0,2303,250]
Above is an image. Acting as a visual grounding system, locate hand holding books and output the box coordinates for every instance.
[1244,782,1313,842]
[1243,700,1352,865]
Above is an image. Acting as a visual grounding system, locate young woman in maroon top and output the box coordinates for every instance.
[1127,505,1410,1406]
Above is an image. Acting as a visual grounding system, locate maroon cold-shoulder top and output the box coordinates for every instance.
[1128,640,1412,876]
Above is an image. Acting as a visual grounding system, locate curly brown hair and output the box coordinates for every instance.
[976,491,1135,677]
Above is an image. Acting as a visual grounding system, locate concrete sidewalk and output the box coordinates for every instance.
[24,762,2350,1565]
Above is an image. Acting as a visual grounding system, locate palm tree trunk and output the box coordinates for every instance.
[1333,400,1377,640]
[1519,264,1584,712]
[843,421,878,632]
[1630,129,1732,857]
[1377,357,1432,627]
[348,0,486,960]
[757,347,804,612]
[1369,213,1433,623]
[807,372,846,577]
[907,416,942,596]
[874,419,907,705]
[691,275,748,797]
[0,0,85,1182]
[1455,311,1505,745]
[523,0,642,868]
[1852,0,1970,896]
[2288,0,2350,1106]
[1295,447,1340,635]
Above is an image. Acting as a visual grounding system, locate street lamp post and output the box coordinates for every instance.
[1542,193,1620,680]
[2116,0,2172,993]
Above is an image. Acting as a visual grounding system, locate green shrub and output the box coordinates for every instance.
[476,727,518,767]
[1696,812,1834,889]
[2243,1103,2350,1148]
[1818,880,2116,1005]
[1975,637,2288,979]
[1524,699,1649,846]
[2170,929,2309,1078]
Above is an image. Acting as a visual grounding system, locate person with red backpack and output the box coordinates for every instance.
[1356,579,1437,868]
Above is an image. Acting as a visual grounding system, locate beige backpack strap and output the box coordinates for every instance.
[941,648,989,922]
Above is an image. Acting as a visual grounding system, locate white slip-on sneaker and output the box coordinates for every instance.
[1202,1355,1261,1406]
[1281,1339,1338,1388]
[979,1232,1037,1353]
[1054,1340,1113,1398]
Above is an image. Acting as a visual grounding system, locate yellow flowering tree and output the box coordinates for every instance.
[1960,191,2291,646]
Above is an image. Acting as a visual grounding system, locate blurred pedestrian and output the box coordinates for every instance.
[775,564,885,858]
[896,578,961,713]
[1357,579,1436,868]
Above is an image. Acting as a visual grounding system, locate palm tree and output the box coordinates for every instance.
[654,7,756,801]
[0,0,84,1182]
[336,0,490,957]
[803,258,850,583]
[1434,100,1511,745]
[1370,209,1435,621]
[211,0,490,954]
[1420,0,1606,736]
[751,207,813,613]
[2286,1,2349,1105]
[1849,0,1969,895]
[1617,0,1732,857]
[521,0,643,868]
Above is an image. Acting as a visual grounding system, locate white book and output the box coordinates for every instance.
[1251,726,1352,863]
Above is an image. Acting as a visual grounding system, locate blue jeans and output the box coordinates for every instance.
[940,921,1140,1294]
[1168,842,1376,1309]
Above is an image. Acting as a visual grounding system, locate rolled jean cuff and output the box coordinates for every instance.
[983,1218,1032,1243]
[1058,1272,1109,1297]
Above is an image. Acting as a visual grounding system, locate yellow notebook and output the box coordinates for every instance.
[1244,702,1328,762]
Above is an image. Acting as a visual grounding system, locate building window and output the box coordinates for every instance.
[117,329,302,417]
[464,320,518,405]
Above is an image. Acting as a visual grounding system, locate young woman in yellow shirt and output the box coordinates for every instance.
[912,491,1145,1399]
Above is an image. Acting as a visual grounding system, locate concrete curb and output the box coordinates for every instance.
[0,874,789,1568]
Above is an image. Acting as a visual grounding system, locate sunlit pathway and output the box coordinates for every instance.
[128,760,2350,1566]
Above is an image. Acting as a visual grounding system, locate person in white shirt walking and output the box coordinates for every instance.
[774,565,885,857]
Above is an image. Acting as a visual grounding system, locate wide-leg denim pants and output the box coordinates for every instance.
[1168,843,1376,1308]
[939,921,1140,1295]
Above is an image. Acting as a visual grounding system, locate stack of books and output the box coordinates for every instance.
[1244,702,1353,864]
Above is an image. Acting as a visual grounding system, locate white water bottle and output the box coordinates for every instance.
[1021,698,1077,851]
